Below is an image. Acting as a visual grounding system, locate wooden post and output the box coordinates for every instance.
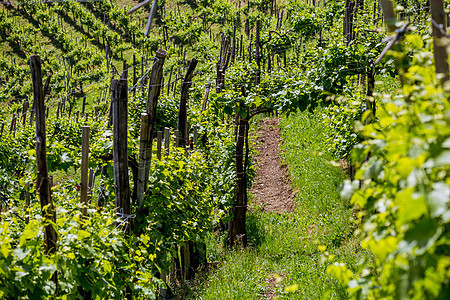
[122,60,128,80]
[430,0,449,84]
[136,49,167,206]
[43,75,51,98]
[30,55,58,255]
[167,65,173,96]
[111,78,131,227]
[229,87,249,247]
[22,100,29,126]
[178,59,198,148]
[25,183,31,224]
[366,69,376,118]
[137,113,150,206]
[157,131,162,160]
[379,0,397,32]
[141,55,145,92]
[255,19,261,84]
[240,34,244,59]
[9,113,16,134]
[160,270,167,297]
[185,121,189,149]
[164,127,170,155]
[133,54,137,97]
[249,34,252,63]
[201,82,212,112]
[80,126,90,217]
[144,0,159,37]
[56,102,60,119]
[231,25,236,63]
[82,96,86,115]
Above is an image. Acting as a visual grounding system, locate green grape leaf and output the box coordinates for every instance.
[396,188,427,225]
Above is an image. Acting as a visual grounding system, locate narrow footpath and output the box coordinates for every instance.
[192,112,357,300]
[250,118,295,213]
[250,118,296,299]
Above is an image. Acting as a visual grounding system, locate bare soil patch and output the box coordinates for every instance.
[250,118,295,213]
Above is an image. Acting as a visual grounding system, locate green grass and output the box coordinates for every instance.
[189,109,369,299]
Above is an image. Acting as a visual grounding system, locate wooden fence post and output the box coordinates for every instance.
[30,55,58,255]
[229,86,249,248]
[22,100,29,126]
[255,19,261,85]
[137,112,150,206]
[25,183,30,224]
[201,82,212,112]
[164,127,170,155]
[82,96,86,115]
[178,58,198,148]
[379,0,397,32]
[366,69,376,119]
[137,49,167,206]
[111,78,131,228]
[9,113,16,134]
[430,0,449,84]
[80,126,90,217]
[186,121,190,149]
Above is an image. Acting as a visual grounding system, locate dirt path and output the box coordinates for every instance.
[250,118,295,213]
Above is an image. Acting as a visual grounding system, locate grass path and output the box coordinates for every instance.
[190,110,368,299]
[250,118,295,213]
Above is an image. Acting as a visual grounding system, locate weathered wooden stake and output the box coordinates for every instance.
[201,82,212,112]
[164,127,170,156]
[379,0,397,32]
[178,59,198,148]
[430,0,449,84]
[185,121,190,149]
[366,69,376,118]
[137,112,150,205]
[30,55,58,255]
[25,183,30,224]
[255,19,261,84]
[229,87,249,247]
[9,113,16,134]
[82,96,86,114]
[80,126,90,217]
[22,100,29,126]
[137,49,167,206]
[111,78,131,228]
